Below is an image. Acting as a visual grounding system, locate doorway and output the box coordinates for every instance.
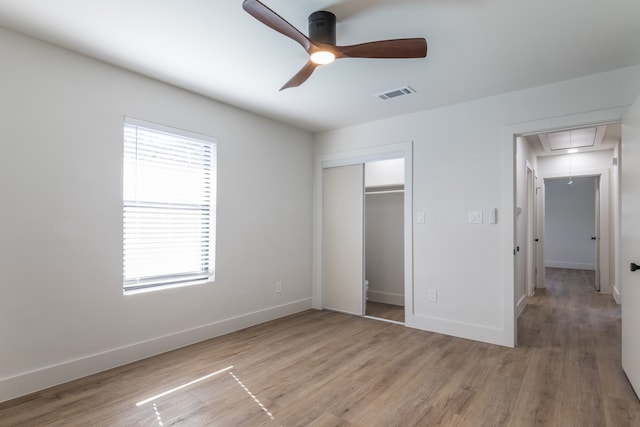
[322,160,406,323]
[364,159,405,323]
[544,176,599,290]
[537,168,611,296]
[510,120,621,347]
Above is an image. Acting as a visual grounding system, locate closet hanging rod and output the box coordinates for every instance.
[365,185,404,195]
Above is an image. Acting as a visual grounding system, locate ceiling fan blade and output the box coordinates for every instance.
[336,38,427,59]
[280,61,318,91]
[242,0,311,51]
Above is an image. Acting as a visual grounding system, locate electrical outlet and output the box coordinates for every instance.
[275,281,283,294]
[427,289,437,302]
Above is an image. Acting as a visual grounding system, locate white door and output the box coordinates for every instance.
[323,164,364,315]
[621,94,640,396]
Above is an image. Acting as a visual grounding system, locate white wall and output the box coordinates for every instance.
[0,28,313,402]
[537,150,614,175]
[364,159,405,305]
[365,158,404,188]
[544,177,597,269]
[313,65,640,347]
[365,192,404,305]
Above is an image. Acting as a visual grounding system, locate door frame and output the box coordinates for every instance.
[502,106,626,346]
[525,162,537,297]
[539,170,610,294]
[312,142,413,321]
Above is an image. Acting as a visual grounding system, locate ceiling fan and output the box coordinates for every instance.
[242,0,428,90]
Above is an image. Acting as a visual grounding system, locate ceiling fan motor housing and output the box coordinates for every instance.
[308,11,336,45]
[242,0,427,89]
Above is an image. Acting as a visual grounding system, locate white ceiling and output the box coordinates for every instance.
[1,0,639,133]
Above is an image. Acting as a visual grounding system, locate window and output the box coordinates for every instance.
[123,117,216,293]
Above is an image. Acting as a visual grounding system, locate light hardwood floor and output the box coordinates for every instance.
[1,268,639,426]
[365,301,405,323]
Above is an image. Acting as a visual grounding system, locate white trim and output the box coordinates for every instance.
[501,127,517,347]
[0,299,311,404]
[517,294,527,318]
[124,116,216,143]
[613,283,622,304]
[525,160,536,298]
[545,261,596,270]
[363,316,405,326]
[406,314,507,346]
[541,169,608,179]
[312,142,413,325]
[321,150,406,169]
[367,290,405,306]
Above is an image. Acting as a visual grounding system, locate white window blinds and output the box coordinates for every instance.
[123,117,216,292]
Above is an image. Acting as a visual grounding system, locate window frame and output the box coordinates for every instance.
[122,116,216,294]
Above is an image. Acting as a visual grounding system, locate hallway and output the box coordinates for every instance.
[516,267,639,425]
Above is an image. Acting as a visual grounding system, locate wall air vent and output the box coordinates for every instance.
[377,86,416,100]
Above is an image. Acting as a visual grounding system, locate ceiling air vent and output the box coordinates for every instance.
[377,86,416,100]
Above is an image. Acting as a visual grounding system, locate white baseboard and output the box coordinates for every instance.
[405,313,512,348]
[516,294,527,318]
[544,261,596,270]
[613,283,622,304]
[0,298,312,404]
[367,290,404,306]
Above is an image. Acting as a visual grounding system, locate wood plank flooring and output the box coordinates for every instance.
[365,301,405,323]
[1,267,639,426]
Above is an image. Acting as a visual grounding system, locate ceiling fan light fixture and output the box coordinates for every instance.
[242,0,427,89]
[310,50,335,65]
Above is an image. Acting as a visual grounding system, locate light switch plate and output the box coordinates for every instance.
[417,211,425,224]
[486,208,497,224]
[468,210,483,224]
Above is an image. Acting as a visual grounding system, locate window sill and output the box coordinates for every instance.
[123,277,214,296]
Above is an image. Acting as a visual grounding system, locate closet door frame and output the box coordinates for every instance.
[312,142,414,322]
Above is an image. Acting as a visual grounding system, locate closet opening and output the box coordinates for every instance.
[364,159,405,323]
[318,142,413,327]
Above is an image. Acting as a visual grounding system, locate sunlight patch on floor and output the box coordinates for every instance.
[135,365,234,407]
[152,403,164,426]
[229,371,275,420]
